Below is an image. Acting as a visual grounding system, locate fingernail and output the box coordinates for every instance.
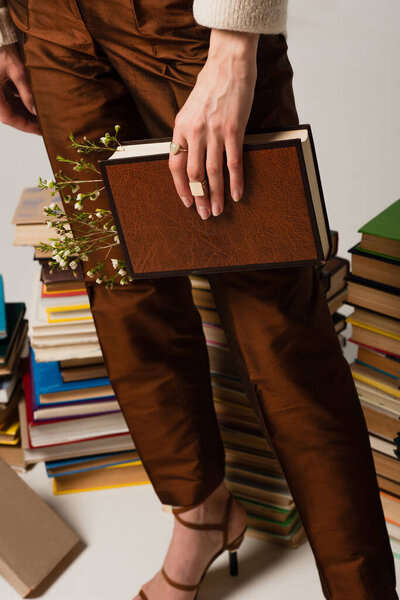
[199,207,210,220]
[212,203,222,216]
[31,104,37,115]
[232,190,241,202]
[181,196,192,207]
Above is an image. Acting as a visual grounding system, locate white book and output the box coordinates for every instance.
[29,411,129,447]
[369,434,397,458]
[32,343,103,363]
[18,396,135,464]
[33,399,120,420]
[28,265,92,331]
[30,333,99,348]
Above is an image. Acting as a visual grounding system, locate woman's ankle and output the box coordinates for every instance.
[176,481,231,523]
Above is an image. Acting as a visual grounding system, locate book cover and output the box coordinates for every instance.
[358,199,400,242]
[99,124,332,278]
[29,346,111,401]
[0,456,80,597]
[348,243,400,266]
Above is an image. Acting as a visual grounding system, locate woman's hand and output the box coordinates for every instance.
[0,43,41,134]
[169,28,259,219]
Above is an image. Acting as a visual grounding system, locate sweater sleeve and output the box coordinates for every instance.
[192,0,288,35]
[0,0,18,47]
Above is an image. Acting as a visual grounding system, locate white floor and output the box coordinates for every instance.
[3,459,399,600]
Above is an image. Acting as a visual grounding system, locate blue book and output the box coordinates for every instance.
[30,347,114,408]
[45,451,140,477]
[0,275,6,340]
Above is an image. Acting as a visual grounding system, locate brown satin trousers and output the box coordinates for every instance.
[7,0,398,597]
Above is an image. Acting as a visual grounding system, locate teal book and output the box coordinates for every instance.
[0,275,6,340]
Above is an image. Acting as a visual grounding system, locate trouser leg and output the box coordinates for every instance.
[8,0,225,505]
[208,265,397,599]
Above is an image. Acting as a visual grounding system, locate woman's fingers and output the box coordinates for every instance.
[168,137,194,208]
[224,132,244,202]
[186,135,211,220]
[206,136,225,216]
[169,129,244,218]
[6,57,37,116]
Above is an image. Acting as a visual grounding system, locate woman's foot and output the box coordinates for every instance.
[133,481,247,600]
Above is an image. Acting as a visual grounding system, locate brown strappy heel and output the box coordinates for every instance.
[137,490,247,600]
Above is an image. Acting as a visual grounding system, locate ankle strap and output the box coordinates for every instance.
[172,492,234,539]
[161,566,201,591]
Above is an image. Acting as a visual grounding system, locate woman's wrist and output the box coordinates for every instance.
[208,28,260,62]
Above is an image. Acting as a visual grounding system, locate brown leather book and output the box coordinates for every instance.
[99,124,332,279]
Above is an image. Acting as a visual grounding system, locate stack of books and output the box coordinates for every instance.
[344,199,400,549]
[12,187,61,248]
[0,274,29,472]
[187,230,350,547]
[11,187,151,494]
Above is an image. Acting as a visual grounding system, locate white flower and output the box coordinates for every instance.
[118,268,126,276]
[76,193,84,201]
[96,211,102,218]
[114,235,120,243]
[74,201,83,210]
[49,202,58,210]
[90,190,100,200]
[120,279,126,285]
[59,259,67,267]
[111,258,119,269]
[69,261,78,270]
[63,249,71,257]
[46,220,53,229]
[81,255,89,261]
[100,137,106,144]
[87,270,95,278]
[96,277,103,284]
[66,232,74,239]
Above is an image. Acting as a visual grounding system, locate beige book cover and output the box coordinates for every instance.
[0,457,81,597]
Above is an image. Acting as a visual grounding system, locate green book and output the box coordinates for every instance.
[358,199,400,242]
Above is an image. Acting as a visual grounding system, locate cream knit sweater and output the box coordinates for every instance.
[0,0,287,47]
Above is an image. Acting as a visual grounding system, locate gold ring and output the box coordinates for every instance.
[170,141,188,154]
[189,178,208,197]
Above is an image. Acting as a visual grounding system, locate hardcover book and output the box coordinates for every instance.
[99,124,332,279]
[0,457,80,597]
[358,198,400,260]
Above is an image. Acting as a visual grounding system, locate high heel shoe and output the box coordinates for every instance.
[137,490,247,600]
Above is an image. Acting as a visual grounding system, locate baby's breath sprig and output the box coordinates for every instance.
[69,124,121,154]
[36,124,133,289]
